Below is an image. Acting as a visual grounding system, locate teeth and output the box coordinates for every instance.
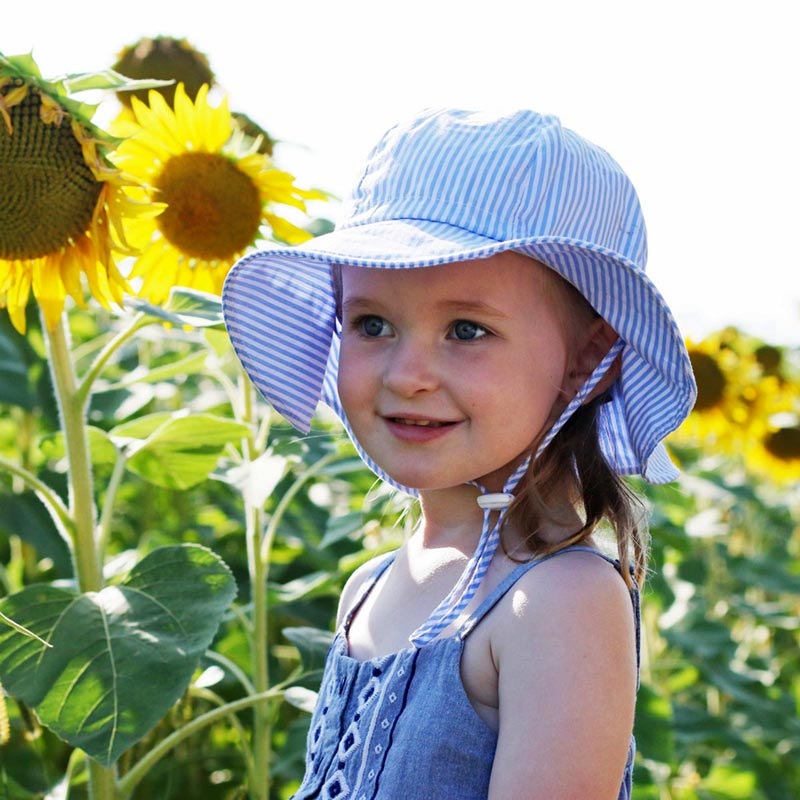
[395,418,445,427]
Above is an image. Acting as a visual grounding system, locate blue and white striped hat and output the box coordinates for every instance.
[223,108,696,486]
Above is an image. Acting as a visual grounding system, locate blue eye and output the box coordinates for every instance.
[451,320,488,341]
[358,315,391,337]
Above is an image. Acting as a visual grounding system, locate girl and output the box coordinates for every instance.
[222,108,696,800]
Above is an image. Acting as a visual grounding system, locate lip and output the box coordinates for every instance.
[381,414,463,443]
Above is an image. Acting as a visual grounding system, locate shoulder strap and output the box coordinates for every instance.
[458,545,635,640]
[341,551,397,634]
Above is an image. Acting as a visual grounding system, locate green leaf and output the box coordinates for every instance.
[283,686,318,714]
[0,52,42,79]
[126,288,223,329]
[114,351,210,388]
[700,763,758,798]
[282,626,335,673]
[61,70,173,94]
[0,491,71,573]
[633,683,675,763]
[110,412,173,441]
[212,451,287,508]
[39,426,118,467]
[125,414,250,489]
[320,512,363,548]
[203,328,233,358]
[0,314,48,411]
[0,544,236,766]
[269,572,332,604]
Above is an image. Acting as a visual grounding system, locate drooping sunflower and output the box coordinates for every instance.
[0,52,157,334]
[113,36,275,156]
[112,83,326,303]
[112,36,215,110]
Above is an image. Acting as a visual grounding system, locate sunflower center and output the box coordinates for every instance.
[154,152,262,261]
[0,88,102,260]
[764,427,800,461]
[689,351,727,411]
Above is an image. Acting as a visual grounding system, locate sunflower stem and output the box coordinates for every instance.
[44,313,116,799]
[45,316,102,592]
[239,374,271,800]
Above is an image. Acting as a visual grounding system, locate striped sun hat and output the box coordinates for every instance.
[222,108,696,488]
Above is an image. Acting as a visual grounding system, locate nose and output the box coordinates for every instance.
[382,336,440,397]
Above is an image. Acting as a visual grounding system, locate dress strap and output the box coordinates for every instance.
[340,551,398,634]
[457,546,638,645]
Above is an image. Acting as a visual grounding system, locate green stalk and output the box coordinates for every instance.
[76,312,149,407]
[96,451,127,566]
[45,317,102,591]
[239,375,270,800]
[44,315,115,800]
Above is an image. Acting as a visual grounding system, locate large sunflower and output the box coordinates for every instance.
[0,52,156,334]
[112,84,326,304]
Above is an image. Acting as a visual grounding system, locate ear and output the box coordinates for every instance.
[563,318,621,404]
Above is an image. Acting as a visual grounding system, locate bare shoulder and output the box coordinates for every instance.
[496,549,634,638]
[487,549,638,799]
[335,551,396,628]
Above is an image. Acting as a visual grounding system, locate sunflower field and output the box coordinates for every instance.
[1,41,798,800]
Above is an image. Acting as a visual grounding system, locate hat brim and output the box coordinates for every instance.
[223,218,696,485]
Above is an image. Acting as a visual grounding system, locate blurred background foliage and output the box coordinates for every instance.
[1,287,797,800]
[1,34,798,800]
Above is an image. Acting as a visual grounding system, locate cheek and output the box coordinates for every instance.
[337,340,372,417]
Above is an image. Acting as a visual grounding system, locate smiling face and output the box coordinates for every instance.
[337,252,581,493]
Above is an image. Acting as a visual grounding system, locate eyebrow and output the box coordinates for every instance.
[342,296,509,319]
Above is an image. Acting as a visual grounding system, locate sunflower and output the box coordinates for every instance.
[113,36,276,156]
[0,52,156,334]
[112,83,326,304]
[744,371,800,485]
[749,421,800,485]
[112,36,215,110]
[672,329,763,453]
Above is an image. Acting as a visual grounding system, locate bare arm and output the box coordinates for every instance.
[488,551,637,800]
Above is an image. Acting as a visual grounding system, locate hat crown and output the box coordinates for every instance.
[344,108,647,268]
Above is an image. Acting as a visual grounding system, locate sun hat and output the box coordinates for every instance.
[222,107,696,489]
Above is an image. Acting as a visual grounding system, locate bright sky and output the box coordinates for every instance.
[6,0,799,344]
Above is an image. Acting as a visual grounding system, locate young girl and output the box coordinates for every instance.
[222,108,696,800]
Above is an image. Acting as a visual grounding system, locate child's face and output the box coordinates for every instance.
[337,252,575,493]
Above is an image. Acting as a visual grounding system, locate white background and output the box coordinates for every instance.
[5,0,798,344]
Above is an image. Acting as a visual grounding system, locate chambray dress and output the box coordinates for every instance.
[292,546,640,800]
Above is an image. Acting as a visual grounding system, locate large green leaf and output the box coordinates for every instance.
[122,414,250,489]
[0,545,236,766]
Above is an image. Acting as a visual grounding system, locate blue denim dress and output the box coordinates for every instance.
[292,546,640,800]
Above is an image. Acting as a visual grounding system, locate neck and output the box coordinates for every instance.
[416,484,486,553]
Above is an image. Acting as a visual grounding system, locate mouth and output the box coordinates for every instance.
[381,415,462,442]
[387,417,454,428]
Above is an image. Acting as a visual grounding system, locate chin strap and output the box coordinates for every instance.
[408,338,624,647]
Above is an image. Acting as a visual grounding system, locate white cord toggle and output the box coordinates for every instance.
[476,492,515,510]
